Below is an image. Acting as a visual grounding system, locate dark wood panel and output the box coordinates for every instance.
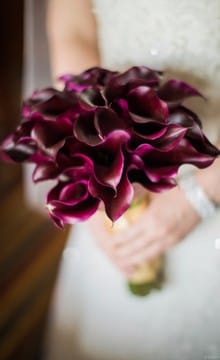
[0,0,24,140]
[0,3,69,359]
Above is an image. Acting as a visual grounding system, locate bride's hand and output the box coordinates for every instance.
[87,186,201,276]
[116,154,220,273]
[114,186,201,273]
[87,211,136,276]
[88,153,220,276]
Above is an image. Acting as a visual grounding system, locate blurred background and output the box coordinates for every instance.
[0,1,69,359]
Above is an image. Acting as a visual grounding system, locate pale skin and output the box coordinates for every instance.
[47,0,220,276]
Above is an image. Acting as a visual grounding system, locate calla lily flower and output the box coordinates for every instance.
[105,66,162,101]
[157,79,205,108]
[133,138,217,185]
[0,135,36,163]
[89,130,130,189]
[0,65,219,227]
[22,88,79,119]
[46,180,100,228]
[127,86,169,122]
[60,67,118,92]
[74,107,127,146]
[89,171,134,222]
[30,117,74,158]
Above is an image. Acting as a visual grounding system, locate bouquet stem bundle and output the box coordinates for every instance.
[103,195,164,296]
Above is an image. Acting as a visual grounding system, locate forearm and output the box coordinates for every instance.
[46,0,100,82]
[48,36,100,80]
[196,140,220,205]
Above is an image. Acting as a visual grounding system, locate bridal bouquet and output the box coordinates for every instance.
[1,66,219,295]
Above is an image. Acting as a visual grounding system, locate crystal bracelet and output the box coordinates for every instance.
[178,175,218,219]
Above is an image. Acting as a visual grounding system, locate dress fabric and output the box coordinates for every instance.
[44,1,220,359]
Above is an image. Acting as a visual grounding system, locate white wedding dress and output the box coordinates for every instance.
[44,1,220,359]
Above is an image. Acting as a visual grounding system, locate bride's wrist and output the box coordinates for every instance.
[195,156,220,206]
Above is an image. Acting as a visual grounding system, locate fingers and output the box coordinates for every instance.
[87,209,170,276]
[116,231,154,258]
[114,215,150,245]
[111,260,136,278]
[87,185,199,277]
[114,225,143,245]
[118,241,163,269]
[116,242,166,277]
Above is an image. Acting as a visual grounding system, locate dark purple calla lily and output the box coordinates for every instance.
[33,150,94,184]
[32,161,59,183]
[157,79,205,108]
[0,116,42,162]
[105,66,162,101]
[0,135,36,163]
[168,107,220,156]
[111,66,161,88]
[60,67,118,92]
[90,130,130,189]
[74,107,127,146]
[128,167,177,192]
[23,88,79,119]
[46,180,100,228]
[127,86,169,122]
[131,117,168,141]
[61,153,93,181]
[79,86,107,107]
[89,171,134,222]
[1,65,219,227]
[31,117,73,158]
[147,125,187,151]
[168,106,202,127]
[134,138,217,185]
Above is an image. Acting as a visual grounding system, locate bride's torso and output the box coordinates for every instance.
[45,3,220,359]
[93,0,220,139]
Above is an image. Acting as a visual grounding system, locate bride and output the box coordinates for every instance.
[44,1,220,359]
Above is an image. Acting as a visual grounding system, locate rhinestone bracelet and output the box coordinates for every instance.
[178,175,218,219]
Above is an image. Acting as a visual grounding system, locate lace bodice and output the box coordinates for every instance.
[93,0,220,139]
